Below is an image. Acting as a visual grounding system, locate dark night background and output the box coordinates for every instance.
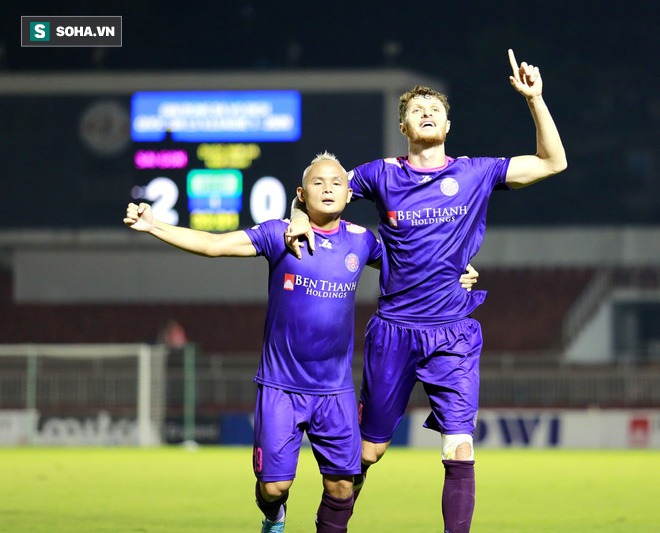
[1,0,659,226]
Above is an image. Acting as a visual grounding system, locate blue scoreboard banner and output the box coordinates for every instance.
[131,90,302,142]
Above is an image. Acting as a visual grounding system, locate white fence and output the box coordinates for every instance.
[3,346,660,447]
[0,344,167,446]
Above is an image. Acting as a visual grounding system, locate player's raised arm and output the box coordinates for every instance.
[124,202,256,257]
[285,197,316,259]
[505,49,567,188]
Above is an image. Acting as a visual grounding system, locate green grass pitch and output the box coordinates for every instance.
[1,446,659,532]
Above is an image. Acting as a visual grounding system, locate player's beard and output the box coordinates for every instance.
[406,126,447,147]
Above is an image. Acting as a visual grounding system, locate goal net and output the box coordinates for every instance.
[0,344,167,446]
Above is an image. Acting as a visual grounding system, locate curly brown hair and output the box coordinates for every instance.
[398,85,450,123]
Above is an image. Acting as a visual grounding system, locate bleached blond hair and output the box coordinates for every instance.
[301,150,346,185]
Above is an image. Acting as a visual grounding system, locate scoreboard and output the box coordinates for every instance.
[0,85,393,230]
[130,89,302,230]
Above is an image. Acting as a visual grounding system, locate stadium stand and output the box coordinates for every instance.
[472,266,597,353]
[1,264,596,355]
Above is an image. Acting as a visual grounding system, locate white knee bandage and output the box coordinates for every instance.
[441,433,474,461]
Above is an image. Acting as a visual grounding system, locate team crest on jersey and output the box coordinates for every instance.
[387,211,398,228]
[344,253,359,272]
[346,223,366,234]
[440,177,459,196]
[283,273,295,291]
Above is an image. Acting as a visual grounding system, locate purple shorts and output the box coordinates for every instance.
[359,315,482,443]
[253,385,361,482]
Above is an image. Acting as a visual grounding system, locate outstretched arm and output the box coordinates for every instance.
[505,49,567,188]
[123,202,257,257]
[284,197,316,259]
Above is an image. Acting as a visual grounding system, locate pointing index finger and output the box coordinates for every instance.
[508,48,519,79]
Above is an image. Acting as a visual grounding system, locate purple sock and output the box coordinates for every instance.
[315,492,354,533]
[442,460,475,533]
[255,481,288,522]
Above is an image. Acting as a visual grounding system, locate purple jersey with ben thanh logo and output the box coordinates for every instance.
[348,156,510,324]
[244,218,381,394]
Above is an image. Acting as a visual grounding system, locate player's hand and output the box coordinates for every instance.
[124,202,154,232]
[459,263,479,291]
[508,49,543,100]
[285,217,315,259]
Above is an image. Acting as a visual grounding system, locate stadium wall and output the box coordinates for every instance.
[3,227,659,358]
[5,226,660,304]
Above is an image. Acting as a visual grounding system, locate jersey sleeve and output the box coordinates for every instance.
[366,230,382,264]
[243,219,286,259]
[481,157,511,191]
[348,159,389,202]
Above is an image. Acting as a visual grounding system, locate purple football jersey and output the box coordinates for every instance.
[244,219,381,394]
[348,156,510,324]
